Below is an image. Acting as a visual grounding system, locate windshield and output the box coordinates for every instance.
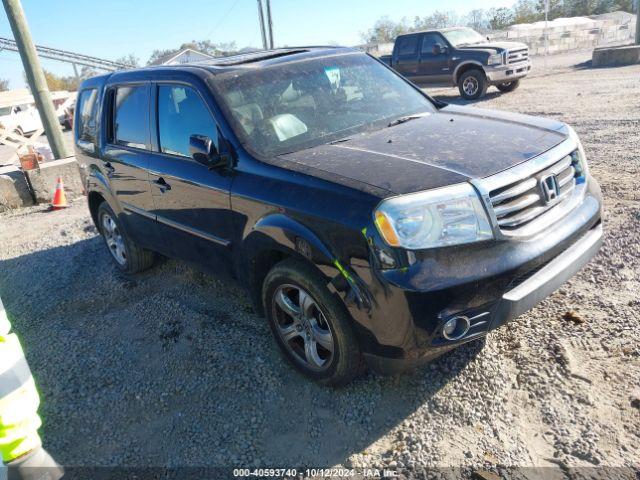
[209,52,436,156]
[442,28,486,47]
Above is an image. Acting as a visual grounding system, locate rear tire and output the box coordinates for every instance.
[262,258,362,386]
[496,80,521,93]
[97,201,154,274]
[458,69,487,100]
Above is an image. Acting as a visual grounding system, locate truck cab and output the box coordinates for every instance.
[381,27,532,100]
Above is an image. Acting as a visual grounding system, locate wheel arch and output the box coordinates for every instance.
[453,61,486,84]
[238,213,370,317]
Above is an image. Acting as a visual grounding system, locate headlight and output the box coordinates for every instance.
[487,53,503,65]
[567,126,589,183]
[374,183,493,249]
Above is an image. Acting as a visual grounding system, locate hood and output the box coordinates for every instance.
[458,41,528,53]
[278,105,568,196]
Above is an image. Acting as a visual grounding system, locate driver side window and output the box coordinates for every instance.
[421,33,443,56]
[157,85,218,158]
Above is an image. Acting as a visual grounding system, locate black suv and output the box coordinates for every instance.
[75,47,602,386]
[380,27,531,99]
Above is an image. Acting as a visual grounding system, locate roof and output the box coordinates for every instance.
[148,48,215,66]
[81,47,357,88]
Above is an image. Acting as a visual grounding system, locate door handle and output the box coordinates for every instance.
[153,177,171,193]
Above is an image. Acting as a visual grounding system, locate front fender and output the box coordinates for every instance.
[240,213,373,313]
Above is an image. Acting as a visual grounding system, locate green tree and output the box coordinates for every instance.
[361,16,409,44]
[0,78,9,92]
[487,7,515,30]
[513,0,543,23]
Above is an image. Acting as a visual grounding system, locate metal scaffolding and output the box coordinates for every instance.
[0,35,133,71]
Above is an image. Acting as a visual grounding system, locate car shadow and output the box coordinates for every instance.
[0,236,485,470]
[429,90,503,106]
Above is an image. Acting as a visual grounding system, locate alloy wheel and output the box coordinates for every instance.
[101,213,127,266]
[272,284,334,371]
[463,76,479,96]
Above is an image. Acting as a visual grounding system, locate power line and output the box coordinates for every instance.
[204,0,241,40]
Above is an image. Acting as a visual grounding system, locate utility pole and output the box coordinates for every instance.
[2,0,69,159]
[256,0,268,50]
[636,0,639,45]
[265,0,274,49]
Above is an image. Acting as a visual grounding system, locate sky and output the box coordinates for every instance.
[0,0,513,89]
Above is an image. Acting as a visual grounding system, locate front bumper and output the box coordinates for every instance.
[485,60,532,84]
[349,176,602,373]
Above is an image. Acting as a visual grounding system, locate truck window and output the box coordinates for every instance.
[157,85,218,158]
[396,35,418,55]
[76,88,98,142]
[421,33,443,56]
[113,85,149,150]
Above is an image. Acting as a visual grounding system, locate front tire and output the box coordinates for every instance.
[263,258,362,386]
[97,201,154,274]
[458,69,487,100]
[496,80,521,93]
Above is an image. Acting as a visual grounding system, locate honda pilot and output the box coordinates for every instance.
[75,47,602,385]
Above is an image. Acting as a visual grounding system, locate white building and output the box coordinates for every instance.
[149,48,215,66]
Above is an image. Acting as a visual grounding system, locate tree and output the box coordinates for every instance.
[413,11,461,30]
[513,0,542,23]
[466,9,488,31]
[42,70,78,91]
[115,53,140,69]
[487,7,515,30]
[0,78,9,92]
[361,16,409,44]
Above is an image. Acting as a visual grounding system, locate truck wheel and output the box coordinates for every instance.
[263,258,363,386]
[97,201,155,274]
[496,80,521,93]
[458,69,487,100]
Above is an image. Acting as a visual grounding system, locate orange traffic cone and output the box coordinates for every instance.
[51,177,68,210]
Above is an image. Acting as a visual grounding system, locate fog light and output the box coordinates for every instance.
[442,316,470,341]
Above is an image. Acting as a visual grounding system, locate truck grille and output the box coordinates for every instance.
[489,152,578,232]
[507,48,528,64]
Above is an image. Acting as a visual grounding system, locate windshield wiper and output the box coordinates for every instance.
[387,112,430,128]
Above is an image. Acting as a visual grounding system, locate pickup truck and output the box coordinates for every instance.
[380,27,532,100]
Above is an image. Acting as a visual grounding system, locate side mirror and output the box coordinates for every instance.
[432,44,446,55]
[486,35,491,41]
[189,134,233,170]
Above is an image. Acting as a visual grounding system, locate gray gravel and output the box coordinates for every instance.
[0,51,638,478]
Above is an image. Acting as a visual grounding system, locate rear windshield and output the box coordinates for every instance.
[209,52,436,157]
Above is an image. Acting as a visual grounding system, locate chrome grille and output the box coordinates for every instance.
[489,152,578,232]
[507,48,529,64]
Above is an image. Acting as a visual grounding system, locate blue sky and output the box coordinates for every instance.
[0,0,513,89]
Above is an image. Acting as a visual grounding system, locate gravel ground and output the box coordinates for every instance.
[0,51,638,479]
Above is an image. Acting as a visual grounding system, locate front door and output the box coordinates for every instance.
[417,33,451,85]
[147,83,235,274]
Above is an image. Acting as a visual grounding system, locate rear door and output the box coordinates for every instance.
[147,82,235,274]
[417,33,451,84]
[102,83,160,247]
[392,34,420,79]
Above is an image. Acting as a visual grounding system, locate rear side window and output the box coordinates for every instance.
[396,35,418,55]
[113,85,149,149]
[157,85,218,158]
[76,88,98,142]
